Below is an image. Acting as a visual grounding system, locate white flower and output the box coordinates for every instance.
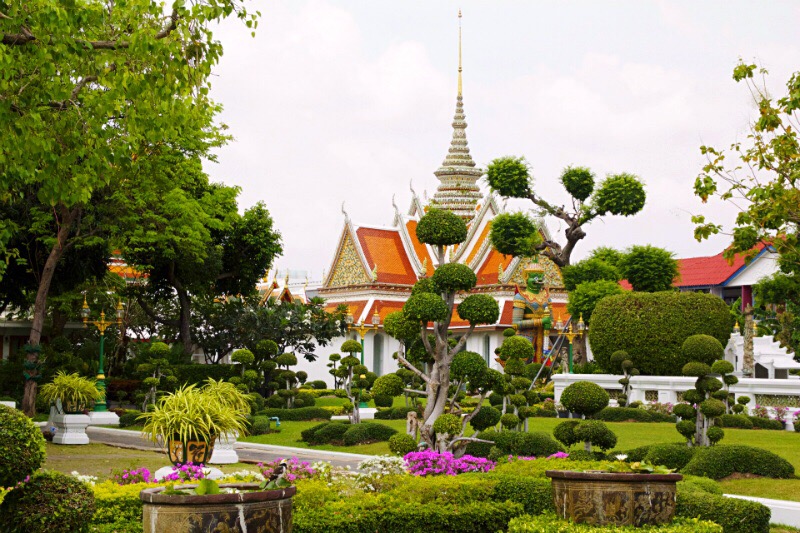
[615,454,628,461]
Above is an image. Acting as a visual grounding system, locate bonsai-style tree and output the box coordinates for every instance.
[610,350,638,407]
[389,209,500,452]
[553,381,616,452]
[676,335,726,447]
[327,353,342,389]
[619,245,680,293]
[372,374,404,408]
[495,336,538,431]
[711,360,738,414]
[486,160,646,267]
[336,340,367,424]
[274,352,299,408]
[136,341,177,411]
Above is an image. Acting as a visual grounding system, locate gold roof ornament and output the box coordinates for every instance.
[371,265,378,282]
[498,261,504,282]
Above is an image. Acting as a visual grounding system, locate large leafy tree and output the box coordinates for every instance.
[487,160,646,267]
[619,245,679,293]
[0,0,258,415]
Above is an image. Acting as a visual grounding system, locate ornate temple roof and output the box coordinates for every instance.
[430,12,482,221]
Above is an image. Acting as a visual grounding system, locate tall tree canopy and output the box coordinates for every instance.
[619,245,679,293]
[487,159,646,267]
[0,0,259,415]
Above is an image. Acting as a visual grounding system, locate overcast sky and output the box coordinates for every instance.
[204,1,800,280]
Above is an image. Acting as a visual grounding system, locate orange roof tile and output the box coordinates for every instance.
[364,300,407,323]
[465,220,492,265]
[356,227,418,285]
[499,300,514,325]
[476,249,512,286]
[405,220,434,277]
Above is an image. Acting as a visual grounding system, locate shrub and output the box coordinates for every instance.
[718,414,753,429]
[257,407,332,421]
[470,405,501,431]
[676,490,770,533]
[565,449,608,461]
[747,416,784,430]
[491,476,553,515]
[706,426,724,445]
[553,420,581,448]
[389,434,418,456]
[677,474,722,495]
[595,407,654,422]
[0,471,95,533]
[560,381,610,416]
[309,380,328,389]
[681,335,724,366]
[621,444,654,462]
[294,392,316,408]
[590,292,733,375]
[511,432,564,457]
[682,444,795,479]
[311,422,350,444]
[573,420,617,451]
[0,404,46,486]
[250,417,274,436]
[91,481,147,526]
[501,412,520,429]
[404,450,495,476]
[343,422,398,445]
[118,410,143,428]
[645,444,696,470]
[171,364,237,385]
[489,392,504,406]
[507,514,722,533]
[433,414,462,436]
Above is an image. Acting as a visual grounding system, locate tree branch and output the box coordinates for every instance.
[135,294,179,327]
[403,388,428,396]
[396,352,431,384]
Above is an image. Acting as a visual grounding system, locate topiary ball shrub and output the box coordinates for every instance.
[0,470,95,533]
[511,431,564,457]
[706,426,724,445]
[0,404,46,486]
[645,444,696,470]
[342,422,398,446]
[433,414,462,437]
[590,292,733,375]
[500,413,520,429]
[559,381,609,417]
[388,433,418,456]
[469,405,501,431]
[432,262,477,293]
[681,445,795,480]
[373,394,393,408]
[552,420,581,448]
[699,399,726,418]
[118,409,142,428]
[415,207,468,246]
[681,334,724,366]
[719,414,753,429]
[573,420,617,451]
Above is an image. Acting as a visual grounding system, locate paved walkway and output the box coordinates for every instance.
[86,427,371,469]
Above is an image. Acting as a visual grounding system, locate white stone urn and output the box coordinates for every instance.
[52,413,91,445]
[208,431,239,464]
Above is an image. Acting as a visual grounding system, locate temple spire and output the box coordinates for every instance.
[431,10,482,221]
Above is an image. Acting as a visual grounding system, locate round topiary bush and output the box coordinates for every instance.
[433,413,462,437]
[644,443,696,470]
[500,412,520,429]
[589,292,733,375]
[553,420,581,448]
[469,405,501,431]
[682,361,712,377]
[673,403,697,420]
[560,381,609,417]
[373,394,393,408]
[388,433,418,456]
[573,420,617,451]
[706,426,724,445]
[511,431,564,457]
[457,294,500,326]
[403,292,450,323]
[432,262,477,293]
[719,414,753,429]
[699,399,726,418]
[0,405,46,486]
[0,470,95,533]
[499,336,535,361]
[682,335,724,366]
[682,445,795,479]
[415,208,468,246]
[676,420,696,441]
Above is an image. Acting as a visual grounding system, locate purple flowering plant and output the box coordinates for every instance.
[403,450,495,476]
[112,467,154,485]
[113,462,206,485]
[258,457,315,484]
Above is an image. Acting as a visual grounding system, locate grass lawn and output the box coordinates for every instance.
[43,442,255,478]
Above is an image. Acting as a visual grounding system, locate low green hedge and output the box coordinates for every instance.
[343,422,397,445]
[374,406,417,420]
[595,407,677,423]
[644,444,696,471]
[719,414,753,429]
[465,429,564,459]
[619,444,654,462]
[118,410,142,428]
[490,476,553,515]
[507,514,722,533]
[301,422,350,445]
[747,416,784,430]
[676,490,770,533]
[171,364,238,385]
[681,444,795,480]
[256,407,332,421]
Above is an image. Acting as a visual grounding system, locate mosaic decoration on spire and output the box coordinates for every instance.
[327,231,371,287]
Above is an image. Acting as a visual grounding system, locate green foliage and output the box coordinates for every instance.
[170,364,238,386]
[676,420,696,441]
[469,405,501,431]
[342,422,398,445]
[682,362,712,377]
[0,471,95,533]
[719,414,753,429]
[562,258,621,292]
[681,445,795,479]
[590,292,733,375]
[432,263,477,293]
[706,426,724,445]
[619,245,679,292]
[118,410,143,428]
[433,414,462,436]
[39,371,101,411]
[231,349,255,366]
[384,311,422,343]
[593,173,647,216]
[644,444,696,470]
[676,488,770,533]
[0,405,46,486]
[512,431,564,457]
[389,433,419,456]
[673,403,697,420]
[372,374,404,398]
[682,335,724,366]
[302,422,350,445]
[595,407,674,423]
[275,352,298,367]
[403,293,449,323]
[560,381,609,416]
[747,416,784,430]
[573,420,617,451]
[507,514,722,533]
[710,360,734,375]
[699,399,726,418]
[258,407,332,421]
[415,208,468,246]
[486,156,532,198]
[501,412,521,429]
[457,294,500,325]
[490,477,554,516]
[340,340,363,354]
[567,280,624,325]
[560,166,596,202]
[552,420,581,448]
[499,336,535,361]
[489,213,542,257]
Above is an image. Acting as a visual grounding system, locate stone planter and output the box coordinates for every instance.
[209,431,239,464]
[140,483,295,533]
[52,413,91,445]
[167,438,215,465]
[546,470,682,526]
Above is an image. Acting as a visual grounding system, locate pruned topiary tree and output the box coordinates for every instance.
[676,335,726,447]
[336,340,366,424]
[554,381,616,452]
[610,350,638,407]
[385,208,500,453]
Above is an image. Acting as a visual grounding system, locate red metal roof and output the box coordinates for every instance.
[675,244,766,288]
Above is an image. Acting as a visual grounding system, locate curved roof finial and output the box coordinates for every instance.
[391,193,399,212]
[409,180,416,196]
[341,201,350,223]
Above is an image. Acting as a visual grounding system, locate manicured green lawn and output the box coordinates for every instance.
[719,478,800,502]
[44,442,254,478]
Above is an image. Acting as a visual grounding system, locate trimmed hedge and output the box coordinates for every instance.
[595,407,676,423]
[171,364,238,385]
[747,416,784,430]
[644,444,696,470]
[118,410,143,428]
[589,292,733,375]
[619,444,654,462]
[719,414,753,429]
[465,429,564,459]
[490,476,554,515]
[681,445,795,480]
[374,406,417,420]
[343,422,397,445]
[507,514,722,533]
[257,407,332,421]
[676,490,770,533]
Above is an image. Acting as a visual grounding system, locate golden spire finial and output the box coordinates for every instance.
[457,9,463,97]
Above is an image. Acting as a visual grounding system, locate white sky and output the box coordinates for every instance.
[204,1,800,279]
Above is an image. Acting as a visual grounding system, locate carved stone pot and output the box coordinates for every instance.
[140,483,295,533]
[167,437,215,465]
[546,470,682,527]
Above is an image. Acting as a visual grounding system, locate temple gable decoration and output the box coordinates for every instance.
[326,229,372,288]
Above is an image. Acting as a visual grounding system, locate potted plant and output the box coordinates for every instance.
[139,379,250,465]
[139,458,300,532]
[546,457,682,527]
[40,371,101,445]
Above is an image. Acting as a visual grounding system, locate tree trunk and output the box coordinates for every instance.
[743,305,754,376]
[584,440,592,452]
[166,261,193,356]
[22,208,75,416]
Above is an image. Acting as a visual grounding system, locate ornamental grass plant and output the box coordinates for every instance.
[39,371,101,412]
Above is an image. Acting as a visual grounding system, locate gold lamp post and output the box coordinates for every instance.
[345,309,380,408]
[554,313,585,374]
[81,295,124,412]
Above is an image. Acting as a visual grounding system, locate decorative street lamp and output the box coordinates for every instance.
[554,313,585,374]
[82,295,124,413]
[345,309,381,367]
